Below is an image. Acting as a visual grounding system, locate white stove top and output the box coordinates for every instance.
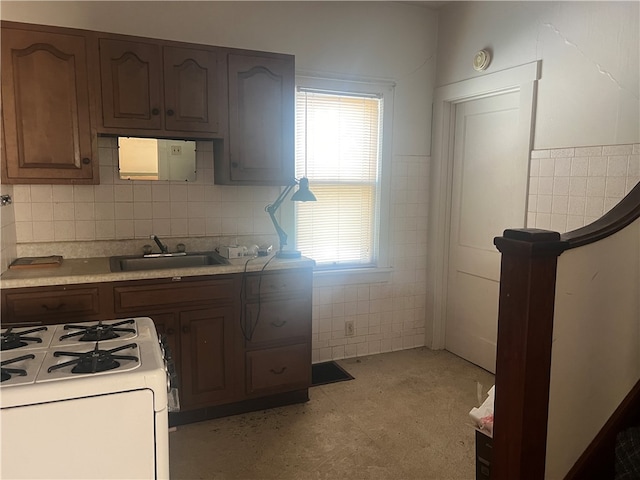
[1,318,168,411]
[0,325,55,351]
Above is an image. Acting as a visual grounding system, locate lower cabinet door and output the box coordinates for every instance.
[179,306,236,409]
[245,343,310,396]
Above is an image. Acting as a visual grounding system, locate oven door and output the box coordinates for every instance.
[1,389,161,479]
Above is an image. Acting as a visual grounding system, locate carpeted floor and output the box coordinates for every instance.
[169,347,494,480]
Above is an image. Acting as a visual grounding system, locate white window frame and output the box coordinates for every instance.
[286,74,394,284]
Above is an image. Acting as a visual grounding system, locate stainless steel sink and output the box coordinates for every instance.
[109,251,229,272]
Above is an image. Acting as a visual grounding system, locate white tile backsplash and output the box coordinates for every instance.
[7,138,281,245]
[527,143,639,232]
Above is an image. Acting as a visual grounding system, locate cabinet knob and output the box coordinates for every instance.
[166,328,175,335]
[81,158,91,165]
[151,108,160,116]
[166,109,175,116]
[182,326,189,334]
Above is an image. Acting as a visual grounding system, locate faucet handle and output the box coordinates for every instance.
[176,243,186,253]
[142,244,153,255]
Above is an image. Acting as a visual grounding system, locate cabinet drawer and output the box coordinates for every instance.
[244,270,311,298]
[114,278,235,312]
[3,288,101,322]
[245,298,310,345]
[245,344,310,395]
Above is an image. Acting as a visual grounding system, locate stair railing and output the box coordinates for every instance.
[490,182,640,480]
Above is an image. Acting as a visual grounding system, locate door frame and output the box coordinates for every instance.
[426,61,541,350]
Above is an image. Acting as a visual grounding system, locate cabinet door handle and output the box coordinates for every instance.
[270,366,287,375]
[81,158,91,165]
[166,328,175,335]
[166,109,175,116]
[42,303,65,311]
[270,320,286,328]
[182,326,189,334]
[151,108,160,116]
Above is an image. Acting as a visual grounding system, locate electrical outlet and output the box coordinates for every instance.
[345,320,355,337]
[170,145,182,155]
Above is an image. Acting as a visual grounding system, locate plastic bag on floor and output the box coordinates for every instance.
[469,385,494,438]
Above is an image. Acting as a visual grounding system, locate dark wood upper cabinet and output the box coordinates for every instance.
[219,53,295,186]
[163,46,223,133]
[98,37,224,137]
[1,23,98,184]
[99,38,163,130]
[1,21,295,186]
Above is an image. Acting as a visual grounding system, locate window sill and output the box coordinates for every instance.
[312,266,392,286]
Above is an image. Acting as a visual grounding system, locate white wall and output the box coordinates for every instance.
[0,1,437,361]
[436,1,639,149]
[546,218,640,478]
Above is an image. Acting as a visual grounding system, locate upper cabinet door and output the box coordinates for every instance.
[1,25,97,184]
[225,53,294,185]
[163,46,224,133]
[99,38,163,130]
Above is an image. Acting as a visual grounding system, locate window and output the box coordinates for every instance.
[294,80,391,269]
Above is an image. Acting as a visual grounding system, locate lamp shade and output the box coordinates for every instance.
[290,177,317,202]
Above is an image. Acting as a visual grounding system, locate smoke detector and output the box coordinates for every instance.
[473,50,491,71]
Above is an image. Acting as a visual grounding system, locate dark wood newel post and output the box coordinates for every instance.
[491,229,569,480]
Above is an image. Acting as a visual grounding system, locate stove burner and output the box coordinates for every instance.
[59,319,135,342]
[1,354,36,382]
[48,343,138,374]
[1,326,47,351]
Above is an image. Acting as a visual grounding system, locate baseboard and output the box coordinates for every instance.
[169,389,309,427]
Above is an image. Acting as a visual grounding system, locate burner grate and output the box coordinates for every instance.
[59,319,135,342]
[1,354,36,382]
[48,343,138,374]
[1,326,47,351]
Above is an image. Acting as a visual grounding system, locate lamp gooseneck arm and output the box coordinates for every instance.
[265,183,296,252]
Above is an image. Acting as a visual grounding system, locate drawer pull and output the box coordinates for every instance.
[270,366,287,375]
[270,320,287,328]
[42,303,65,311]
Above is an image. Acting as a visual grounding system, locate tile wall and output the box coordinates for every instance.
[11,137,280,244]
[2,137,430,363]
[4,141,636,362]
[311,154,429,362]
[0,185,17,272]
[527,144,640,232]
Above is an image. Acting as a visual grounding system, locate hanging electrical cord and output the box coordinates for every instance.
[239,254,277,342]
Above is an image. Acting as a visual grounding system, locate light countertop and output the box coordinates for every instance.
[0,255,315,289]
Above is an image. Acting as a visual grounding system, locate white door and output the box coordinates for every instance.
[444,91,528,373]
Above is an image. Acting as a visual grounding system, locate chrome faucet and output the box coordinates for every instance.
[150,234,169,254]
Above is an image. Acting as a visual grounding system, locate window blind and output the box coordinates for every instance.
[295,88,382,266]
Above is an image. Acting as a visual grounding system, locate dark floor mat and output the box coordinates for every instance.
[311,361,354,386]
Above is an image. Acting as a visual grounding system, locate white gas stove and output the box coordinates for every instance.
[0,318,171,479]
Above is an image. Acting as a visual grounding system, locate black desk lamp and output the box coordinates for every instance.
[265,177,317,258]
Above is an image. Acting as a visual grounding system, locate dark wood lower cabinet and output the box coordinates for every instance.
[0,267,312,425]
[179,306,236,408]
